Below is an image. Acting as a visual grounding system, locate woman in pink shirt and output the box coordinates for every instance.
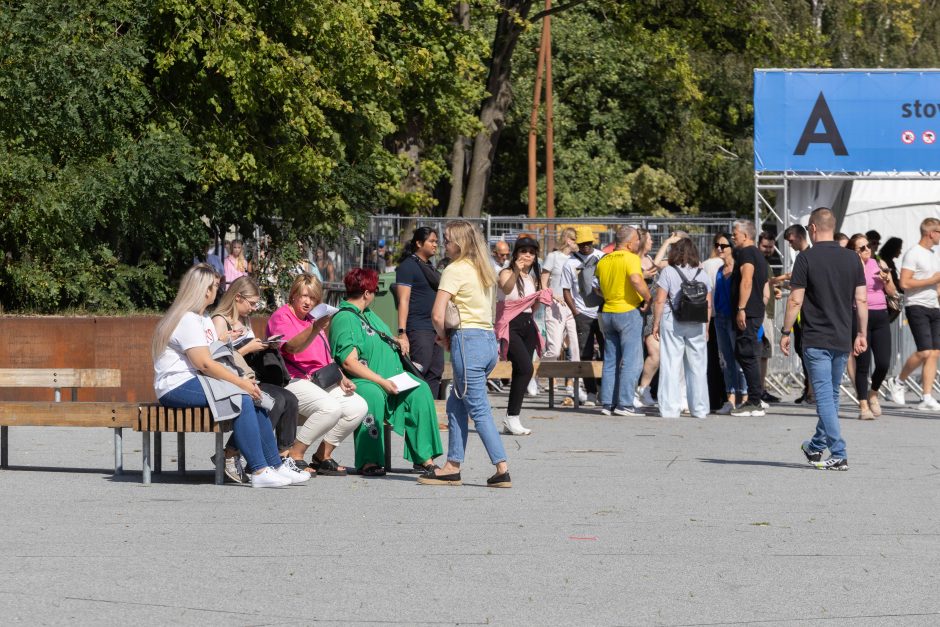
[848,233,897,420]
[224,239,251,286]
[267,274,368,475]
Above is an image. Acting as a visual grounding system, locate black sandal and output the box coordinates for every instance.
[313,456,348,476]
[359,464,386,477]
[413,462,439,474]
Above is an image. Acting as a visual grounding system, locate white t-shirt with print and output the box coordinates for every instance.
[154,312,218,399]
[560,249,604,319]
[901,245,940,308]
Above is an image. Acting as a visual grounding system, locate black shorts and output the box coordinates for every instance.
[905,305,940,351]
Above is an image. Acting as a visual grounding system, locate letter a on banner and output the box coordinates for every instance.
[794,92,848,156]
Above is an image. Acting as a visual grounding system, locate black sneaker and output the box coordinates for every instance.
[810,457,848,471]
[761,391,781,404]
[730,401,765,417]
[800,441,822,463]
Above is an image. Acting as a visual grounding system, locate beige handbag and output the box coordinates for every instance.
[445,300,461,330]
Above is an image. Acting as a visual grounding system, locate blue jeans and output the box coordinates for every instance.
[715,314,747,396]
[803,347,848,460]
[657,314,709,418]
[160,377,282,473]
[446,329,507,465]
[599,309,643,410]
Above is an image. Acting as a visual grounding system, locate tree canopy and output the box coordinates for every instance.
[3,0,940,311]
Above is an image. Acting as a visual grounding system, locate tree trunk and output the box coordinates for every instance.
[462,1,535,218]
[446,2,472,217]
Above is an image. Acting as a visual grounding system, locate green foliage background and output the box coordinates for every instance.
[2,0,940,311]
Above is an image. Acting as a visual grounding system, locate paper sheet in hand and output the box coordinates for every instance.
[311,303,339,320]
[387,372,420,392]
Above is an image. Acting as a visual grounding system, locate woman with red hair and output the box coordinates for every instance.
[328,268,443,475]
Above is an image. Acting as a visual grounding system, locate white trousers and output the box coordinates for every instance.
[657,315,709,418]
[543,300,580,361]
[285,379,368,447]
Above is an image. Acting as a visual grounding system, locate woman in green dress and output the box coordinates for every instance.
[329,268,443,475]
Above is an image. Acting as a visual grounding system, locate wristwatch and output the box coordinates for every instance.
[780,328,791,336]
[398,328,406,334]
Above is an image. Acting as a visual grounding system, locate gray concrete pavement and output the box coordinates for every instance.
[1,393,939,626]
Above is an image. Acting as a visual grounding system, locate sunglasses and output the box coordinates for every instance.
[715,243,731,250]
[856,244,870,251]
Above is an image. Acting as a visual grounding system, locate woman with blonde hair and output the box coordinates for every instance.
[211,276,300,479]
[419,220,511,488]
[152,264,308,487]
[267,273,368,475]
[224,239,251,286]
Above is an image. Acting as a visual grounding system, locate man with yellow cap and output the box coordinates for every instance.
[560,226,605,406]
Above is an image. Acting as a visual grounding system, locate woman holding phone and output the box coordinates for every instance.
[211,276,300,480]
[267,274,368,475]
[152,264,308,487]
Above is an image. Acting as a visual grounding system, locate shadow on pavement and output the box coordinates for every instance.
[697,458,809,470]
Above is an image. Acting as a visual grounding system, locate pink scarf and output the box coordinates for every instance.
[495,288,554,360]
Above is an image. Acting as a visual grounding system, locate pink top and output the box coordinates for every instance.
[495,288,554,359]
[224,256,249,285]
[266,304,332,378]
[863,257,887,311]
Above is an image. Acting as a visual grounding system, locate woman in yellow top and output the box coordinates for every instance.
[418,220,511,488]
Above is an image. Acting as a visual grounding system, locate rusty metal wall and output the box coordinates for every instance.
[0,316,268,402]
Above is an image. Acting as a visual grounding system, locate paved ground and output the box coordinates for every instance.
[1,391,939,626]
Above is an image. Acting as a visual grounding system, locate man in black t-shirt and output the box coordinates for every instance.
[780,208,867,471]
[730,219,769,416]
[395,228,444,398]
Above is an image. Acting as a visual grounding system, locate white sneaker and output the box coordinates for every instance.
[633,386,656,408]
[502,415,532,436]
[600,407,612,416]
[916,396,940,412]
[577,388,588,403]
[582,393,597,408]
[276,459,311,484]
[716,401,734,415]
[760,400,770,410]
[250,467,292,488]
[526,379,539,397]
[613,407,639,417]
[887,377,907,405]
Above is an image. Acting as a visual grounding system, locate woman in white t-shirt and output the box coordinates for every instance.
[419,220,511,488]
[152,263,307,488]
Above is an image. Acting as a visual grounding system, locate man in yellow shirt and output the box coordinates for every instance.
[595,226,652,415]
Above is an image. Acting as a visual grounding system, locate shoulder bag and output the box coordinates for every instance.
[309,334,344,390]
[335,308,424,378]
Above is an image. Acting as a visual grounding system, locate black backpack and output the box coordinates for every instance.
[671,267,709,323]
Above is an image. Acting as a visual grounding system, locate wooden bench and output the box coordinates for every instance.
[441,360,604,409]
[0,369,132,473]
[136,404,231,485]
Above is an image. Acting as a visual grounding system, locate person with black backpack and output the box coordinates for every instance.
[560,226,605,406]
[651,238,712,419]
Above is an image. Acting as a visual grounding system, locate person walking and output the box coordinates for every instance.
[652,238,712,419]
[729,219,769,417]
[711,232,748,414]
[541,228,582,399]
[395,227,445,398]
[595,226,651,416]
[846,233,896,419]
[561,226,605,406]
[885,218,940,409]
[780,207,867,471]
[420,220,511,488]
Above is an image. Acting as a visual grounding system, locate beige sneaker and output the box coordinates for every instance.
[868,393,882,417]
[858,407,875,420]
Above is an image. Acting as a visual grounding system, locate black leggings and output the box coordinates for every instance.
[507,312,540,416]
[855,308,892,399]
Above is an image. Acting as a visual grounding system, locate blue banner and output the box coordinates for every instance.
[754,70,940,172]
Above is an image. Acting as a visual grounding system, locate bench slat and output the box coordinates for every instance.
[136,404,229,433]
[0,402,138,428]
[536,361,604,378]
[0,369,121,388]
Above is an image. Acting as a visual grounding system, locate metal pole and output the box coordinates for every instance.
[214,433,224,485]
[142,432,151,485]
[527,25,549,218]
[544,0,555,221]
[177,432,186,474]
[114,428,123,475]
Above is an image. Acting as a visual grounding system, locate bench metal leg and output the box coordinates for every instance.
[142,432,151,485]
[154,432,162,474]
[384,422,392,471]
[548,377,555,409]
[573,377,581,410]
[1,426,8,468]
[114,428,123,475]
[214,433,224,485]
[177,433,186,474]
